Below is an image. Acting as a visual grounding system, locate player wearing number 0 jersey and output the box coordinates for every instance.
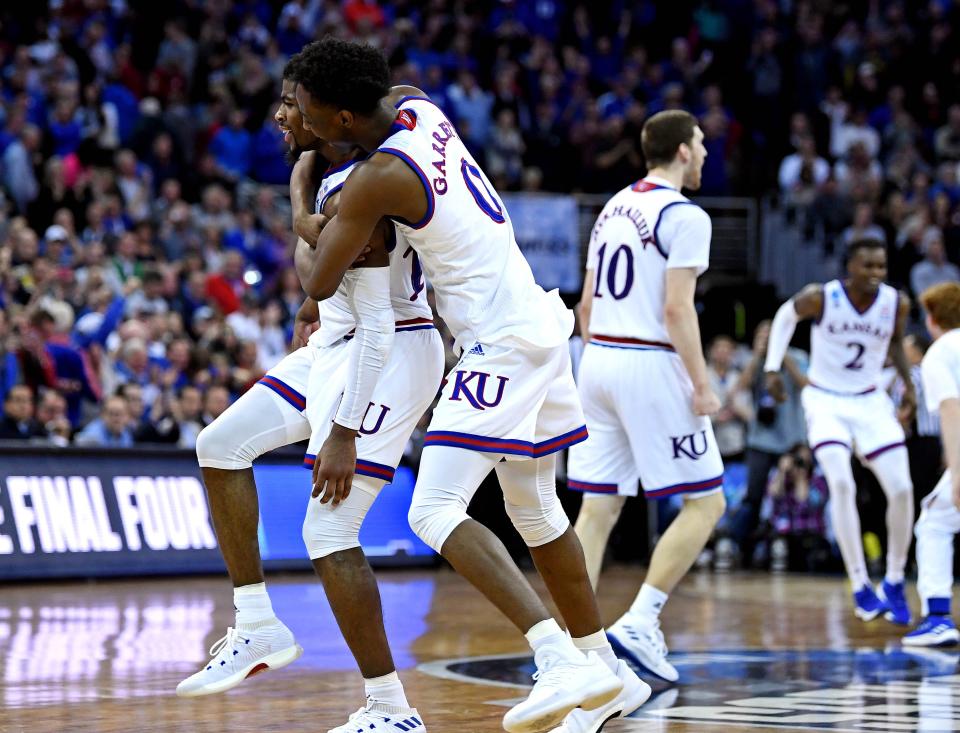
[289,37,650,733]
[568,110,726,685]
[764,240,916,624]
[903,283,960,647]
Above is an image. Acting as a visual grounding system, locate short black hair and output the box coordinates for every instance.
[287,37,390,115]
[846,238,886,261]
[282,53,301,82]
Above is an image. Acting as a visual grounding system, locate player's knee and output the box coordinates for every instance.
[504,498,570,547]
[197,419,261,470]
[576,495,624,532]
[688,489,726,525]
[408,495,469,553]
[302,503,362,559]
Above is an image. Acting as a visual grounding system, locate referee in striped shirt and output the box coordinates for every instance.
[892,334,941,509]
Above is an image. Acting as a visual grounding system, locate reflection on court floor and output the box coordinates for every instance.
[2,571,959,732]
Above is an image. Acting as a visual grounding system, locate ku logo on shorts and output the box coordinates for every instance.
[449,370,510,410]
[671,430,710,460]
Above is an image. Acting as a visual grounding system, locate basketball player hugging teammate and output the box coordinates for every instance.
[764,240,917,624]
[286,36,660,733]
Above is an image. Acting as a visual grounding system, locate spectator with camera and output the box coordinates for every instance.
[759,445,830,573]
[727,320,809,567]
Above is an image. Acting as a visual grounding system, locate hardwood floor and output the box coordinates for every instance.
[1,566,956,732]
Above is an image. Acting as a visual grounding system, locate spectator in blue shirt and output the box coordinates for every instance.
[210,110,253,180]
[75,395,134,447]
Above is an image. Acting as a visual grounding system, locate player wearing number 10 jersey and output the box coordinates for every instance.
[568,110,726,683]
[764,239,916,624]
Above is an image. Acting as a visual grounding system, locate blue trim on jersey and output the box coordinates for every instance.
[394,324,435,333]
[394,95,434,108]
[318,182,344,216]
[893,289,901,330]
[588,340,673,353]
[646,475,723,499]
[840,281,881,316]
[652,200,697,260]
[376,147,435,230]
[257,376,306,412]
[322,158,360,180]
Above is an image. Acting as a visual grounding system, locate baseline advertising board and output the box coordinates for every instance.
[0,446,434,580]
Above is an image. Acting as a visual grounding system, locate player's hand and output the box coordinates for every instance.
[312,423,358,506]
[295,213,329,247]
[292,316,319,349]
[764,371,788,403]
[692,384,721,416]
[898,387,917,427]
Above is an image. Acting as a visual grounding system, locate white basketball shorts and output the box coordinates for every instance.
[801,384,906,461]
[423,340,587,460]
[567,343,724,499]
[304,325,444,481]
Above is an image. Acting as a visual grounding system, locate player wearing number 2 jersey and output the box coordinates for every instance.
[764,239,916,625]
[568,110,726,685]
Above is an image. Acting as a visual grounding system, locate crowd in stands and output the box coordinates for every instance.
[0,2,959,571]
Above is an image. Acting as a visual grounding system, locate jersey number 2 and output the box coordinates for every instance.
[593,243,634,300]
[844,341,866,370]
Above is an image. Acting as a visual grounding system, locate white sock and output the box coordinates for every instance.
[629,583,668,622]
[234,582,276,627]
[573,630,618,673]
[525,619,580,659]
[365,671,409,710]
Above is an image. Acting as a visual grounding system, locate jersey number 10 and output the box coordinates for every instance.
[593,243,635,300]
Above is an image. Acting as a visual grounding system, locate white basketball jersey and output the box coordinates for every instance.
[921,328,960,413]
[309,157,432,348]
[808,279,899,393]
[373,95,572,353]
[586,177,711,348]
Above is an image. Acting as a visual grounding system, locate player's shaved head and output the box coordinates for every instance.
[641,110,698,168]
[921,282,960,331]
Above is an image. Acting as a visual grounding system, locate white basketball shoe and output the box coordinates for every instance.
[176,620,303,697]
[328,705,426,733]
[502,644,623,733]
[606,615,679,682]
[548,660,652,733]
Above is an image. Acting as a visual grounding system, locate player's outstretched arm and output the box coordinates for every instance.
[889,292,916,424]
[664,267,720,416]
[303,156,421,301]
[763,284,823,401]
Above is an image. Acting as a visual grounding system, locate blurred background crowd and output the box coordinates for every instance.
[1,0,959,573]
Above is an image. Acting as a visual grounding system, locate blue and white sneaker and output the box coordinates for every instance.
[903,616,960,647]
[878,580,911,625]
[328,705,426,733]
[607,615,678,682]
[853,585,888,621]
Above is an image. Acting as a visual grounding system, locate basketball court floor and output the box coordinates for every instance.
[2,566,958,732]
